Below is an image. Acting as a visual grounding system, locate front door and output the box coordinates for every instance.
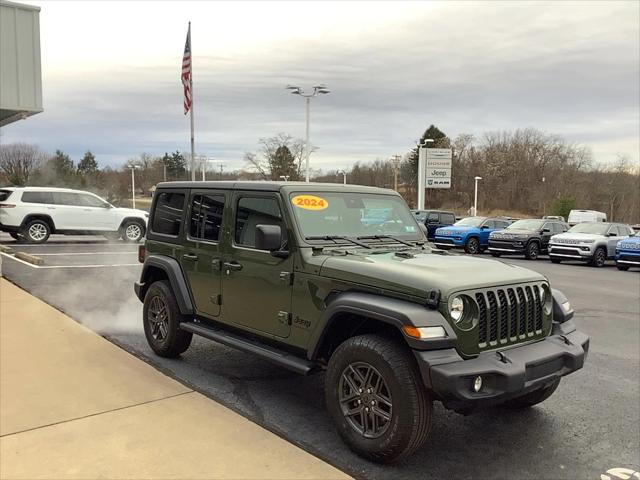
[221,193,292,338]
[180,191,226,318]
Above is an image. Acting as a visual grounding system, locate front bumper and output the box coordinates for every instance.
[414,321,589,411]
[433,237,464,248]
[548,244,594,260]
[488,240,526,254]
[616,253,640,266]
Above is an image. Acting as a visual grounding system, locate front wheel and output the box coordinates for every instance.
[589,247,607,267]
[525,241,540,260]
[617,264,630,271]
[122,220,145,243]
[325,334,432,464]
[143,280,193,358]
[464,237,480,255]
[501,379,560,409]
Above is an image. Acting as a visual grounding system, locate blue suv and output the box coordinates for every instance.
[434,217,512,254]
[615,235,640,271]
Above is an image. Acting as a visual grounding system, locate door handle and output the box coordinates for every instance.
[47,206,56,210]
[223,261,243,271]
[183,253,198,261]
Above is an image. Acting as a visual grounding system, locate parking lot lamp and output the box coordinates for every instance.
[417,138,435,210]
[128,165,141,209]
[279,175,290,182]
[339,170,347,185]
[474,176,482,216]
[286,84,330,183]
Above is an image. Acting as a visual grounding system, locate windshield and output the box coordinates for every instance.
[507,219,544,230]
[568,223,609,235]
[454,217,485,227]
[290,192,421,240]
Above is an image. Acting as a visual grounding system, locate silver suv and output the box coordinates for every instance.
[548,222,634,267]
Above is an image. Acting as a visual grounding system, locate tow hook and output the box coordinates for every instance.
[496,351,510,364]
[559,335,572,346]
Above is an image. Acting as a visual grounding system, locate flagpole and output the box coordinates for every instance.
[189,22,195,181]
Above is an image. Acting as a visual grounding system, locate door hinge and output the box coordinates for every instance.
[279,271,294,285]
[210,294,222,305]
[277,311,292,326]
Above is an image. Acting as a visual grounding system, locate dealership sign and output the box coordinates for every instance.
[425,148,452,189]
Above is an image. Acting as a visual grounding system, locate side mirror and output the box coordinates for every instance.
[608,232,617,237]
[255,224,283,251]
[543,228,551,233]
[481,225,489,229]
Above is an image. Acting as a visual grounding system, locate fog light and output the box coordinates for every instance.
[473,376,483,393]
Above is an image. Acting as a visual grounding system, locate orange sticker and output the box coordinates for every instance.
[292,195,329,211]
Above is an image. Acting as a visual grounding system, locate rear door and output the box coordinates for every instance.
[426,211,440,239]
[221,192,293,338]
[540,222,554,248]
[180,190,226,318]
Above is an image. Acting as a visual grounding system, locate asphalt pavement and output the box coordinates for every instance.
[1,233,638,480]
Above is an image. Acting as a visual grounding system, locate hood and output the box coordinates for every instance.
[617,237,640,249]
[319,250,545,300]
[436,225,479,235]
[491,228,534,236]
[114,207,148,217]
[551,232,603,242]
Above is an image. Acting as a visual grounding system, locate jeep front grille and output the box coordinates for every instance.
[474,285,545,351]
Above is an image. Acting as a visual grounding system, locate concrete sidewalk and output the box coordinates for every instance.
[0,279,350,480]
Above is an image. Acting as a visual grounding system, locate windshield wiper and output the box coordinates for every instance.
[357,234,418,247]
[305,235,372,249]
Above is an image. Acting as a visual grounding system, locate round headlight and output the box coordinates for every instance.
[450,296,464,323]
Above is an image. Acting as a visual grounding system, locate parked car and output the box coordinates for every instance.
[433,216,512,254]
[548,222,634,267]
[615,235,640,271]
[135,181,589,464]
[543,215,565,222]
[567,209,606,226]
[411,209,456,240]
[488,218,569,260]
[0,186,148,243]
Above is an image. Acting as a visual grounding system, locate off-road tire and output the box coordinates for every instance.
[616,264,630,271]
[21,219,51,244]
[121,220,145,243]
[589,247,607,267]
[465,237,480,255]
[550,257,561,264]
[525,241,540,260]
[501,379,560,409]
[143,280,192,358]
[490,251,501,257]
[325,334,432,464]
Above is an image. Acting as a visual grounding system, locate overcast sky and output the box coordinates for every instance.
[2,0,639,172]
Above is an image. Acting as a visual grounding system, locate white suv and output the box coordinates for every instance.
[0,187,148,243]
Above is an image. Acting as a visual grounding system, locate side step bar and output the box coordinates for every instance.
[180,322,316,375]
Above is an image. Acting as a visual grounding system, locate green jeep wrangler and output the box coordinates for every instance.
[134,182,589,463]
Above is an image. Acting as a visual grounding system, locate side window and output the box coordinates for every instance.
[52,192,81,206]
[78,193,108,208]
[427,212,439,223]
[189,194,225,242]
[152,192,185,236]
[617,226,629,236]
[497,220,510,229]
[542,223,552,232]
[21,191,54,204]
[235,196,286,249]
[483,220,495,228]
[441,213,455,224]
[607,226,618,236]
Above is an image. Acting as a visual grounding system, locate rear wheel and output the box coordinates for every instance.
[589,247,607,267]
[143,280,192,358]
[502,379,560,409]
[464,237,480,255]
[325,334,432,464]
[21,219,51,244]
[525,241,540,260]
[616,264,630,271]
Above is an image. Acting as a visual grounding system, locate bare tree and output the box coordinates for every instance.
[244,133,307,180]
[0,143,46,186]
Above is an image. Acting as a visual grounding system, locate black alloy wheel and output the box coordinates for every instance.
[465,237,480,254]
[525,241,540,260]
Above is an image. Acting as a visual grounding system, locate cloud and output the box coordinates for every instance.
[2,0,638,171]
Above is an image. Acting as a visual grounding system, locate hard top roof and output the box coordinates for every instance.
[154,181,398,195]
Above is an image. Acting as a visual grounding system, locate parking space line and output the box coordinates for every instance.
[0,252,139,269]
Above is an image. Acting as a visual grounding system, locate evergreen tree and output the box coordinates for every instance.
[77,150,98,176]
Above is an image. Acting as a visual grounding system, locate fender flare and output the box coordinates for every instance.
[307,291,457,360]
[137,254,193,315]
[119,216,147,231]
[21,214,56,231]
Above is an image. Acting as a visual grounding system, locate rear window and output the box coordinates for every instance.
[0,190,13,202]
[152,192,185,236]
[22,191,54,204]
[441,213,455,224]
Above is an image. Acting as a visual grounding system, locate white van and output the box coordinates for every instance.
[567,209,607,226]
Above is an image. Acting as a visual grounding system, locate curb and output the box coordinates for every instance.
[14,251,44,266]
[0,245,14,254]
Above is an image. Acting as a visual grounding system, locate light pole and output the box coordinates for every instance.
[390,154,402,191]
[279,175,290,182]
[197,156,221,181]
[417,138,435,210]
[474,176,482,216]
[338,169,346,185]
[128,165,140,209]
[286,84,330,183]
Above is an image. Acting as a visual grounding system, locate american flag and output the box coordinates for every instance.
[182,24,192,115]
